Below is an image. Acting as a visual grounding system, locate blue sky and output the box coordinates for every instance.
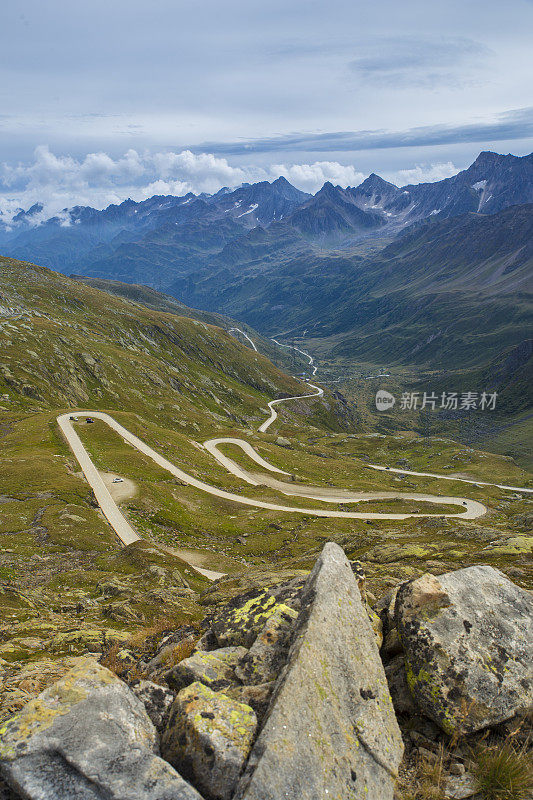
[1,0,532,218]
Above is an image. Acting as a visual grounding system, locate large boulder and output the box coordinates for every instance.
[234,542,403,800]
[0,658,201,800]
[396,566,533,734]
[161,681,257,800]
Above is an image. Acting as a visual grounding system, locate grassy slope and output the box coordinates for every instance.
[0,256,346,671]
[70,275,305,375]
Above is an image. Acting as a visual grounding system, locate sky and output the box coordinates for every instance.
[1,0,532,220]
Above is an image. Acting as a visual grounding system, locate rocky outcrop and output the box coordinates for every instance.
[3,545,531,800]
[234,542,404,800]
[396,566,533,734]
[0,657,201,799]
[161,682,257,800]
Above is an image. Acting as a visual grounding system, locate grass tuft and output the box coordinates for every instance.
[471,740,533,800]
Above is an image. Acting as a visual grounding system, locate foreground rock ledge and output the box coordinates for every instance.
[0,658,201,800]
[234,541,404,800]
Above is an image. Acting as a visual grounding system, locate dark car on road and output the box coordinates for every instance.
[86,418,94,424]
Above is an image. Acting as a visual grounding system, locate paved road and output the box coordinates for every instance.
[58,410,485,553]
[57,412,224,579]
[271,337,318,376]
[56,333,533,583]
[202,437,486,518]
[228,327,258,352]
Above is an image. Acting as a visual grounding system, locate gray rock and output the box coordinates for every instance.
[225,682,274,721]
[396,566,533,734]
[234,605,297,684]
[161,681,257,800]
[210,590,296,648]
[444,773,477,799]
[234,542,403,800]
[131,680,175,731]
[0,657,202,799]
[165,646,247,692]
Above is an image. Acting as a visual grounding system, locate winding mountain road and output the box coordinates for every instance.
[367,463,533,494]
[59,411,482,528]
[270,337,318,376]
[202,437,486,515]
[56,335,531,580]
[259,383,324,433]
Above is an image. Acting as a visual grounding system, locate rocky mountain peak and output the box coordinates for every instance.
[357,173,398,192]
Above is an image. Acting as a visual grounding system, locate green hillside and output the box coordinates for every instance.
[69,274,305,375]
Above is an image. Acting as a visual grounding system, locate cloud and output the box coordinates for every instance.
[272,161,365,192]
[0,146,373,222]
[386,162,459,185]
[348,35,492,88]
[151,151,248,192]
[195,107,533,156]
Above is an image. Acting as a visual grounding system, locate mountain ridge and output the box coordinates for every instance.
[1,151,531,281]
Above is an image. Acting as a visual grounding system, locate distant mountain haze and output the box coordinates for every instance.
[0,150,531,393]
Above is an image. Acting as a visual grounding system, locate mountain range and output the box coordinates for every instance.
[1,151,531,279]
[1,150,532,419]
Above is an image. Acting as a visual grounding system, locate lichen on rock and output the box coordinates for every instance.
[208,589,297,648]
[165,646,247,692]
[0,657,202,799]
[161,681,257,800]
[234,604,297,685]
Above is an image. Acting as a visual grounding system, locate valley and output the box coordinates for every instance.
[1,255,532,721]
[3,151,530,471]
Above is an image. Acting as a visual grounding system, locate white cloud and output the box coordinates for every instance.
[138,179,191,199]
[0,146,254,224]
[0,145,463,225]
[272,161,365,192]
[387,161,459,186]
[0,145,376,223]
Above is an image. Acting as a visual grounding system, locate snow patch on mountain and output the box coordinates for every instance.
[237,203,259,218]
